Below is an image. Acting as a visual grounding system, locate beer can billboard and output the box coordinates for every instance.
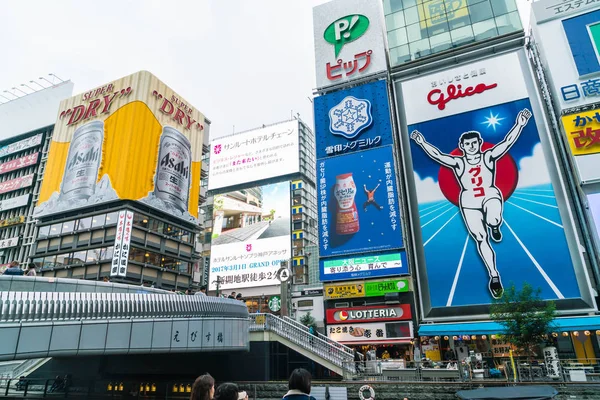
[397,50,594,318]
[35,71,206,223]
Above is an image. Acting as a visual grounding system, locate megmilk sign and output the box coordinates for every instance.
[313,0,388,89]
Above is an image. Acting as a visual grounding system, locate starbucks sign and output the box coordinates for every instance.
[268,295,281,312]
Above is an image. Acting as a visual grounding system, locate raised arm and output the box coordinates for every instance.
[411,130,458,168]
[489,109,532,160]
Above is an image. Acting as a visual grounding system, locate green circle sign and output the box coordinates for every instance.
[268,296,281,312]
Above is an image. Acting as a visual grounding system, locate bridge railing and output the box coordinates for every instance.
[0,292,248,323]
[250,313,354,370]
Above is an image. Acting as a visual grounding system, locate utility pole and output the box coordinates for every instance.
[213,276,223,297]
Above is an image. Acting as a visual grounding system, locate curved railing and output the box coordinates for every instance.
[250,313,354,370]
[0,276,171,295]
[0,292,248,323]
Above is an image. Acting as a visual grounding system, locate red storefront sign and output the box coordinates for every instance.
[326,304,411,324]
[0,153,39,175]
[0,174,34,195]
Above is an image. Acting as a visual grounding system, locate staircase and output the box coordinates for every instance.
[249,313,354,376]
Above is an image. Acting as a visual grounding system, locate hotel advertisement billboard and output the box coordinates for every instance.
[209,182,291,291]
[398,50,593,318]
[35,71,206,224]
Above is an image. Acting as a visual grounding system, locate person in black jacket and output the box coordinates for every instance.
[282,368,316,400]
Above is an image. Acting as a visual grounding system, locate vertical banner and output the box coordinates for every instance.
[117,211,133,277]
[111,211,126,277]
[400,51,586,316]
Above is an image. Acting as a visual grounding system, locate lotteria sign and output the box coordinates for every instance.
[326,304,411,324]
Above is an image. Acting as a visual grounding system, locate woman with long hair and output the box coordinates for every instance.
[190,374,215,400]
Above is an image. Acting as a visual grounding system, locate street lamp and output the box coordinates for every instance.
[49,73,64,83]
[12,87,27,96]
[212,275,223,297]
[21,83,35,92]
[30,80,45,89]
[39,77,53,86]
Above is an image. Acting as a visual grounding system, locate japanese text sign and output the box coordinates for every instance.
[0,134,42,159]
[326,304,412,324]
[313,0,387,88]
[111,210,133,277]
[327,321,413,343]
[318,145,403,258]
[0,153,39,175]
[532,0,600,23]
[314,80,393,159]
[562,110,600,156]
[320,251,407,282]
[324,277,410,299]
[0,174,34,195]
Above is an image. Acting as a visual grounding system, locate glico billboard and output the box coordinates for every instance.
[397,50,595,319]
[35,71,206,223]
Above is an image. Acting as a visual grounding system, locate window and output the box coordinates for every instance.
[495,11,521,34]
[78,217,92,231]
[129,247,146,263]
[72,250,86,264]
[490,0,518,15]
[43,255,56,268]
[468,0,494,24]
[472,19,498,40]
[38,225,50,239]
[50,223,61,235]
[133,213,149,229]
[92,214,106,228]
[298,300,313,308]
[105,212,118,225]
[61,221,74,234]
[55,253,70,266]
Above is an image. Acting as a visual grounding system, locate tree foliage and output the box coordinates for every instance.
[299,311,316,330]
[489,282,557,357]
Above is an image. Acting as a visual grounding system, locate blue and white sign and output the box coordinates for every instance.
[320,250,408,282]
[314,80,394,159]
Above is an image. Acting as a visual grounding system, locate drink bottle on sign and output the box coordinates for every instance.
[334,173,359,235]
[61,120,104,202]
[154,126,192,212]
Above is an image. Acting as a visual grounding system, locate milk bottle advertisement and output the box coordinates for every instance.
[317,145,403,258]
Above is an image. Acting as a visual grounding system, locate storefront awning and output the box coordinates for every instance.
[418,316,600,336]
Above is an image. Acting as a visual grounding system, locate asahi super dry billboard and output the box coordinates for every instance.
[35,71,206,223]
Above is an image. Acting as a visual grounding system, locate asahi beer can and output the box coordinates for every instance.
[154,126,192,212]
[61,120,104,202]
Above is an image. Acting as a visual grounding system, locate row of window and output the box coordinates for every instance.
[33,246,191,274]
[132,213,194,243]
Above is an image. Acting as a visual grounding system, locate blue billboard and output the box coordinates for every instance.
[320,250,408,282]
[318,145,403,258]
[314,80,394,159]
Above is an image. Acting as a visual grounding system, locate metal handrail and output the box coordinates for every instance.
[281,315,356,357]
[0,292,248,323]
[0,275,172,294]
[250,313,354,370]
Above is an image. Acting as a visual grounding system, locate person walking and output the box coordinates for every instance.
[2,261,23,276]
[282,368,316,400]
[190,373,215,400]
[213,382,240,400]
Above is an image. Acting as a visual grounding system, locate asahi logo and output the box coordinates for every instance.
[67,147,99,170]
[160,153,189,179]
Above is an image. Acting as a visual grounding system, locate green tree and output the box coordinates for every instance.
[299,311,317,331]
[270,209,276,220]
[490,282,557,358]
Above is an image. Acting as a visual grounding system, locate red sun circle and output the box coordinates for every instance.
[339,311,349,321]
[438,142,519,206]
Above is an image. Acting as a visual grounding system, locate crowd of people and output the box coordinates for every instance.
[190,368,317,400]
[2,261,36,276]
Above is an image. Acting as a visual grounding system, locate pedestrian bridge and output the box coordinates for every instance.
[0,276,249,361]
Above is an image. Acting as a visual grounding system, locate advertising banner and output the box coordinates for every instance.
[0,153,39,175]
[0,174,34,195]
[400,51,584,314]
[0,134,43,159]
[313,0,388,89]
[318,145,403,257]
[35,71,205,224]
[0,216,24,228]
[209,182,291,290]
[0,237,19,249]
[111,211,132,277]
[208,121,299,191]
[326,304,412,324]
[532,0,600,23]
[364,278,411,297]
[561,111,600,183]
[324,278,410,300]
[327,321,413,343]
[314,80,393,159]
[320,251,407,282]
[0,194,30,212]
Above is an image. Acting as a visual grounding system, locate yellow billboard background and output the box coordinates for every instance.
[418,0,469,29]
[324,281,365,300]
[561,110,600,156]
[38,71,205,221]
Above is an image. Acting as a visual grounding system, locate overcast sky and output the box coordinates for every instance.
[1,0,531,140]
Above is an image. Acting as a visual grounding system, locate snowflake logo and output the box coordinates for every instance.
[246,244,252,252]
[329,96,373,140]
[213,144,222,154]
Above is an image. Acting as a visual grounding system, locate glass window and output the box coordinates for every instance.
[62,220,74,234]
[134,213,149,229]
[92,214,106,228]
[409,38,432,59]
[466,0,486,6]
[404,0,417,8]
[129,247,146,263]
[72,250,86,264]
[495,11,521,34]
[181,231,191,243]
[388,27,409,48]
[427,20,450,36]
[86,249,100,263]
[386,11,406,31]
[404,6,421,25]
[32,257,44,268]
[385,0,405,14]
[468,1,494,23]
[38,225,50,239]
[390,45,412,65]
[55,253,70,266]
[105,212,118,225]
[407,23,425,42]
[450,25,475,45]
[78,217,92,231]
[472,19,498,40]
[429,32,453,52]
[50,223,61,235]
[103,246,114,260]
[146,251,161,266]
[43,255,56,268]
[490,0,517,15]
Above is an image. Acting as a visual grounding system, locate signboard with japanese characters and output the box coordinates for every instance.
[327,321,413,343]
[0,237,20,249]
[320,251,407,282]
[531,6,600,110]
[313,0,388,89]
[0,134,43,159]
[0,174,34,195]
[398,50,593,318]
[0,153,39,175]
[326,304,412,324]
[0,216,25,228]
[209,182,291,291]
[208,120,299,191]
[314,80,393,159]
[317,145,403,258]
[111,210,132,277]
[561,110,600,182]
[0,194,30,212]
